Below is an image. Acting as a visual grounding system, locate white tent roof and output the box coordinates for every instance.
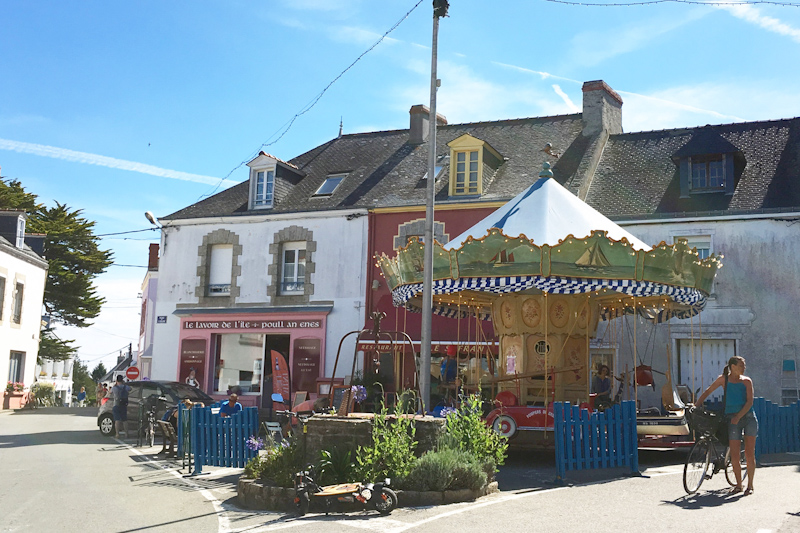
[444,174,651,251]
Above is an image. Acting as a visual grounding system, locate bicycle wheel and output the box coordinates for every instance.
[724,447,748,487]
[684,438,711,494]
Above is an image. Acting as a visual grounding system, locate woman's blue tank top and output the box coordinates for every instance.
[725,381,751,414]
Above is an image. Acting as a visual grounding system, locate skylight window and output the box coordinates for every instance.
[314,174,345,197]
[422,165,444,181]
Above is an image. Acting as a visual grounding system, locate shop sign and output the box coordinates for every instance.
[292,338,321,393]
[179,339,206,392]
[183,319,321,330]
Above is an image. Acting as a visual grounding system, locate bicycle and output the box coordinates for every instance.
[683,406,748,494]
[138,396,164,448]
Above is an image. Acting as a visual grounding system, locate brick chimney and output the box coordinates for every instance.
[581,80,623,136]
[148,243,159,271]
[408,105,448,144]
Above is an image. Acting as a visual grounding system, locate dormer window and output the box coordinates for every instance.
[447,134,504,197]
[253,168,275,207]
[313,174,345,197]
[16,216,25,248]
[672,127,743,198]
[691,156,725,191]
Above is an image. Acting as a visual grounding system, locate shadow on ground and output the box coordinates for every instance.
[0,429,107,448]
[8,406,98,418]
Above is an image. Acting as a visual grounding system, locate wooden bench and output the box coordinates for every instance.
[157,420,178,458]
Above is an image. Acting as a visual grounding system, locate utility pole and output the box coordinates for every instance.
[420,0,449,413]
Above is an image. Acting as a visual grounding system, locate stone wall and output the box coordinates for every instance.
[301,414,445,464]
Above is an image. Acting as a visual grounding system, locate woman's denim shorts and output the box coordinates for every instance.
[727,411,758,440]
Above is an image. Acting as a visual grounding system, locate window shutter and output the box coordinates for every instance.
[679,158,690,198]
[724,153,735,195]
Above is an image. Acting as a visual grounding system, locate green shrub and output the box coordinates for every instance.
[242,434,304,488]
[402,448,486,492]
[317,445,356,485]
[355,404,417,482]
[441,392,508,469]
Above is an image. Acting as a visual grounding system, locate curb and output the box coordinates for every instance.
[237,478,500,513]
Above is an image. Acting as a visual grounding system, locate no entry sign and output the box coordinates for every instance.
[126,366,140,380]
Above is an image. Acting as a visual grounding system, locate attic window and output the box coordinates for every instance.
[447,133,503,197]
[691,155,725,191]
[314,174,345,197]
[422,165,444,181]
[253,168,275,207]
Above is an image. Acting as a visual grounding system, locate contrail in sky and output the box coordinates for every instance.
[0,138,236,187]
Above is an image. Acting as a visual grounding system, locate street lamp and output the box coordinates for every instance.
[144,211,161,228]
[420,0,449,414]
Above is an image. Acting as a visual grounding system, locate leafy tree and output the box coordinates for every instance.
[0,178,112,327]
[38,328,77,363]
[91,362,108,382]
[72,357,95,401]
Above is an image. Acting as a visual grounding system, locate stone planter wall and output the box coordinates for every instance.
[237,478,500,513]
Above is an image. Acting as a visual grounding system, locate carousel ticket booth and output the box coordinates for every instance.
[176,312,328,408]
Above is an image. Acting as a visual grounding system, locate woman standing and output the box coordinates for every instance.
[696,356,757,495]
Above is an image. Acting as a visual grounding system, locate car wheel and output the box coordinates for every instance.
[99,414,116,437]
[492,415,517,439]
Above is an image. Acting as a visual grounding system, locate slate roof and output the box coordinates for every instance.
[165,111,800,221]
[586,118,800,217]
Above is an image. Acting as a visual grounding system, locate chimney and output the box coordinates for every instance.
[581,80,623,136]
[148,243,159,271]
[408,104,448,144]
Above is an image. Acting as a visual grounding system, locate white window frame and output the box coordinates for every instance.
[208,245,233,296]
[252,167,275,208]
[16,216,26,248]
[313,174,346,197]
[280,242,306,295]
[12,281,24,324]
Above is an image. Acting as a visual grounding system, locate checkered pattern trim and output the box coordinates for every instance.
[391,275,707,323]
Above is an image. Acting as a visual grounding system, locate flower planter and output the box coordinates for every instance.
[2,392,27,410]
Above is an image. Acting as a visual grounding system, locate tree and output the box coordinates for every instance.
[72,357,95,401]
[91,362,108,382]
[38,328,77,362]
[0,178,113,328]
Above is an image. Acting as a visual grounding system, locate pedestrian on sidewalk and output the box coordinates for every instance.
[95,382,105,406]
[111,376,131,438]
[77,387,86,407]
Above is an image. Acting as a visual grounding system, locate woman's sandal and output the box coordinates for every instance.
[744,487,754,496]
[729,485,743,495]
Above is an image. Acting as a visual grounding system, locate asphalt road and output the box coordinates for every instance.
[2,408,799,533]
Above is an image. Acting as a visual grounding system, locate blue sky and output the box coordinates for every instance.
[2,0,799,372]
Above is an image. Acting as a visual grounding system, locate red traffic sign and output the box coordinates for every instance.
[126,366,140,380]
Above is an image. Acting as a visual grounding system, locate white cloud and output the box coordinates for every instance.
[552,84,580,113]
[717,3,800,43]
[568,9,707,67]
[619,82,800,132]
[0,138,237,187]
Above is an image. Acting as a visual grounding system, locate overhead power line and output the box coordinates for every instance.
[199,0,426,201]
[544,0,800,6]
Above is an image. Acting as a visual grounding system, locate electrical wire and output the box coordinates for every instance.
[544,0,800,6]
[198,0,426,201]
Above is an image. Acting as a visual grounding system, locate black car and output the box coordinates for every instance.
[97,380,214,437]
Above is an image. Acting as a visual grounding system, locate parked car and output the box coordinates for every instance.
[97,380,214,437]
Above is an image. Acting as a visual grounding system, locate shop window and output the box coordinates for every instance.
[12,282,24,324]
[213,334,264,394]
[8,351,24,383]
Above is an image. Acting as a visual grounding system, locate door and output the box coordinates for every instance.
[678,339,735,402]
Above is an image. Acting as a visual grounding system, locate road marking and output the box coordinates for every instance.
[116,438,232,533]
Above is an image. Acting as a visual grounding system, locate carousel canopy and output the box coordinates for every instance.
[378,164,721,322]
[445,170,651,252]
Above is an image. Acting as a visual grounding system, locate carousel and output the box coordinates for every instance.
[377,163,722,447]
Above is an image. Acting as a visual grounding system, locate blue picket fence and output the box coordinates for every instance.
[753,398,800,458]
[176,401,221,457]
[188,405,259,474]
[553,401,639,482]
